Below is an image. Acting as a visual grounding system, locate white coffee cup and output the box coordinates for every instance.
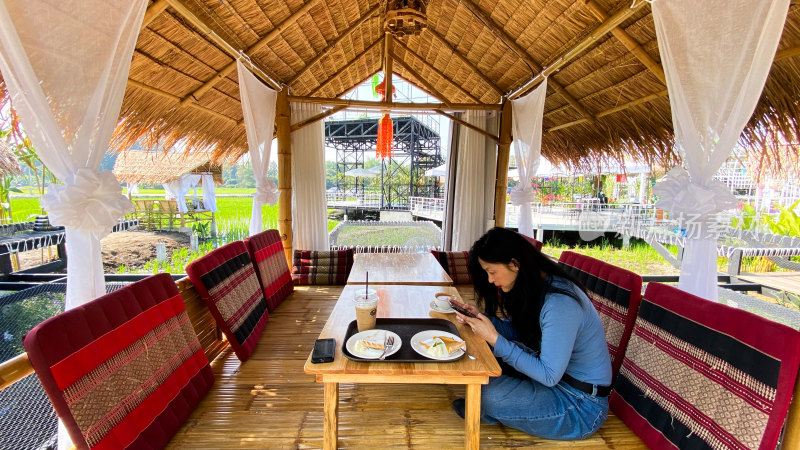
[434,293,453,310]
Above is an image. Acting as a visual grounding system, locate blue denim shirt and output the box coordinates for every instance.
[491,276,612,387]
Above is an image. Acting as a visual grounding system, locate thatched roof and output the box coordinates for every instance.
[0,142,21,178]
[112,150,223,185]
[3,1,800,172]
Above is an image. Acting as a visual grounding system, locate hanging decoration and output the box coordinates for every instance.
[374,77,396,158]
[384,0,428,38]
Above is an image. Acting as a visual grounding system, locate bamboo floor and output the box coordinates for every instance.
[168,285,646,449]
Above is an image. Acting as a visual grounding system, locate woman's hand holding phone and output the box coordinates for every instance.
[450,300,499,346]
[448,300,477,318]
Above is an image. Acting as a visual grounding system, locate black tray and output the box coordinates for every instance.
[342,318,464,362]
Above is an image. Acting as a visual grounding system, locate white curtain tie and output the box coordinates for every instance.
[509,186,535,205]
[42,168,134,235]
[653,166,738,215]
[254,179,279,205]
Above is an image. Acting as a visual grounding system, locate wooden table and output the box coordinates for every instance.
[347,252,453,286]
[304,284,501,450]
[738,272,800,297]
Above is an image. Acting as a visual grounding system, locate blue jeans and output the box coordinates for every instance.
[478,374,608,440]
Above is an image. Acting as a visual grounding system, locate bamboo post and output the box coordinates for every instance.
[494,100,513,228]
[384,32,393,105]
[277,88,293,268]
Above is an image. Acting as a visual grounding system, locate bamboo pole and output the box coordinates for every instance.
[434,110,498,143]
[494,101,512,228]
[308,37,384,97]
[506,0,647,100]
[290,105,347,133]
[276,89,293,268]
[584,0,665,84]
[0,353,33,391]
[142,0,169,30]
[546,89,669,133]
[784,369,800,449]
[392,38,481,104]
[390,70,448,105]
[458,0,592,119]
[384,33,393,106]
[287,96,501,111]
[391,54,449,105]
[126,79,240,125]
[288,4,381,85]
[776,44,800,62]
[423,27,503,97]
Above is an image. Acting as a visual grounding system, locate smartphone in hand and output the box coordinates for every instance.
[449,300,477,318]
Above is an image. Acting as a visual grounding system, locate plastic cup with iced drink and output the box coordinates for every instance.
[353,288,378,332]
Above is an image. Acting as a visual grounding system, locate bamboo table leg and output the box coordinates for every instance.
[323,381,339,450]
[465,383,481,450]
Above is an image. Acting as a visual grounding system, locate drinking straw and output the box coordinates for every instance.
[366,271,369,295]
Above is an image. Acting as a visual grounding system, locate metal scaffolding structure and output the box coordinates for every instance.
[325,116,443,209]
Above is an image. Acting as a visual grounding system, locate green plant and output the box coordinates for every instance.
[191,220,211,238]
[761,200,800,237]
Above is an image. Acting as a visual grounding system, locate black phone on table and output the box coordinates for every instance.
[448,301,477,318]
[311,338,336,363]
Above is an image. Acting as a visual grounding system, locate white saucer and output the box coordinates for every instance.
[430,300,455,314]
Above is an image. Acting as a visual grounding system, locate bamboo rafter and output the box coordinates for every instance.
[435,109,499,142]
[126,79,240,125]
[288,4,382,86]
[507,0,647,100]
[423,27,503,97]
[290,105,347,133]
[547,89,669,133]
[308,37,384,97]
[458,0,593,119]
[142,0,169,30]
[333,70,381,99]
[165,0,281,99]
[584,0,665,84]
[392,38,481,104]
[392,55,449,104]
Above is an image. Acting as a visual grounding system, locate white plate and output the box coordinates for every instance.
[410,330,466,361]
[430,300,455,314]
[345,329,402,360]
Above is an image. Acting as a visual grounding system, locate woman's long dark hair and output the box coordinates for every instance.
[468,227,586,351]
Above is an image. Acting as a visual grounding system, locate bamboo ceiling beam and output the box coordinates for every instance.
[584,0,665,84]
[392,54,450,105]
[308,37,384,96]
[776,44,800,62]
[142,0,169,30]
[334,69,380,99]
[288,96,501,111]
[459,0,592,119]
[507,0,647,100]
[289,4,381,85]
[423,27,503,97]
[171,0,314,101]
[435,109,499,142]
[290,105,347,133]
[546,89,668,133]
[126,79,240,125]
[392,37,482,104]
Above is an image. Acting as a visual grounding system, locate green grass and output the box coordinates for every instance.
[8,197,43,222]
[544,237,680,276]
[333,224,440,247]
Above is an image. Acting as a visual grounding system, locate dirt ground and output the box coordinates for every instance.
[17,230,190,273]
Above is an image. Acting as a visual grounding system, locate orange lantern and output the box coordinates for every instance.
[377,113,393,158]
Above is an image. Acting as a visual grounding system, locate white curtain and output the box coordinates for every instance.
[238,60,278,236]
[511,80,548,238]
[163,174,201,213]
[451,111,497,251]
[201,174,217,212]
[652,0,789,301]
[291,103,329,250]
[0,0,145,310]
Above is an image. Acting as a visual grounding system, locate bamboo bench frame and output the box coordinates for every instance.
[2,279,800,448]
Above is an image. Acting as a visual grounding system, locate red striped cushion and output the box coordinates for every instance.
[610,282,800,450]
[518,232,543,251]
[291,249,353,285]
[244,229,294,310]
[186,241,269,362]
[23,273,214,449]
[431,250,472,284]
[558,251,642,381]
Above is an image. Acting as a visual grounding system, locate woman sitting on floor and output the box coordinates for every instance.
[450,227,611,440]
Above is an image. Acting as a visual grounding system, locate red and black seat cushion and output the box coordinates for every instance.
[610,282,800,450]
[431,250,472,284]
[186,241,268,362]
[517,232,543,251]
[292,249,353,285]
[22,273,214,450]
[558,251,642,380]
[244,229,293,310]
